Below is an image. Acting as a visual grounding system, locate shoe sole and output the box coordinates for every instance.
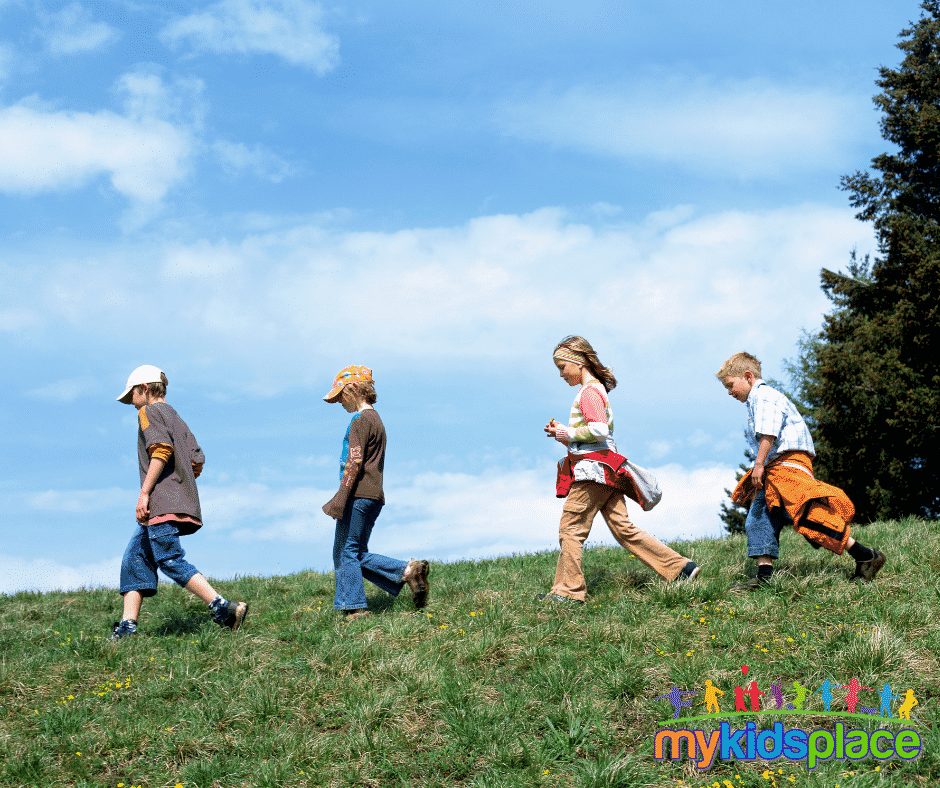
[855,551,887,583]
[406,560,430,609]
[230,602,249,632]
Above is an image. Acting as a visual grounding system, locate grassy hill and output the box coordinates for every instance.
[1,517,938,788]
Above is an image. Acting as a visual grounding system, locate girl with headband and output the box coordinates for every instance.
[541,336,700,602]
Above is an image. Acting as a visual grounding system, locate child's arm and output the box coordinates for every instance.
[751,434,775,486]
[322,420,365,519]
[137,457,167,523]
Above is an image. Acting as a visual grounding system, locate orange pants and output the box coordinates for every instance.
[550,482,689,601]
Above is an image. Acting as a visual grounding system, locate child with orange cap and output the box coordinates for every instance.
[322,365,430,617]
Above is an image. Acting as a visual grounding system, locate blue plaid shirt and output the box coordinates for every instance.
[746,380,815,460]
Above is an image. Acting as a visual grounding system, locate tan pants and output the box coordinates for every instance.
[550,482,689,601]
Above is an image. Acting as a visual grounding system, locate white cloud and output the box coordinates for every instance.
[2,202,876,391]
[212,139,297,182]
[37,2,120,55]
[0,554,120,595]
[29,487,129,513]
[161,0,339,74]
[496,77,871,178]
[0,69,193,208]
[27,375,98,402]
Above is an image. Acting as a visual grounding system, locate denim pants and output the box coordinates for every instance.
[333,497,407,610]
[745,489,793,559]
[120,522,200,596]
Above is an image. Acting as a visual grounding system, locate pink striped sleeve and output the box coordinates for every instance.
[579,386,607,423]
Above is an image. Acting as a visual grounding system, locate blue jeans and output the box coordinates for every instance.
[745,490,793,559]
[333,498,407,610]
[120,522,200,596]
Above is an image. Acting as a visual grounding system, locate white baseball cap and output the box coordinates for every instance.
[117,365,166,403]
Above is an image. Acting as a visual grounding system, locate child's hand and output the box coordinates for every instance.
[544,420,569,444]
[752,463,765,487]
[136,492,150,523]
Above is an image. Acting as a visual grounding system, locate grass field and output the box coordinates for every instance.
[1,516,938,788]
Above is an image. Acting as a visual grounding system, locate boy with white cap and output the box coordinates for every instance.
[110,365,248,639]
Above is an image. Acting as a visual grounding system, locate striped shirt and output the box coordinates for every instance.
[746,380,815,461]
[565,381,617,483]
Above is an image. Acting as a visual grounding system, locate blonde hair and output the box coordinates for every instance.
[554,336,617,392]
[716,352,762,381]
[342,381,377,405]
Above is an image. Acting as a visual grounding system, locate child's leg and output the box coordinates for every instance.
[354,499,409,596]
[119,525,159,619]
[146,522,201,589]
[549,483,602,601]
[333,499,371,610]
[147,522,248,627]
[599,492,689,581]
[121,591,144,621]
[745,490,788,564]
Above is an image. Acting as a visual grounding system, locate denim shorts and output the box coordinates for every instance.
[745,489,793,559]
[120,522,200,596]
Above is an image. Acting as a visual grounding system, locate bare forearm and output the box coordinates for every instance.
[752,435,774,486]
[136,457,166,522]
[754,435,774,467]
[141,457,167,495]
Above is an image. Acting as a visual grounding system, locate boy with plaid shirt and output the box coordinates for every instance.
[718,352,886,590]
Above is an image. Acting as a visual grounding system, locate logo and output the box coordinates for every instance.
[652,666,921,771]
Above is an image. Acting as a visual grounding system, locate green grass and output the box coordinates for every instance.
[1,517,939,787]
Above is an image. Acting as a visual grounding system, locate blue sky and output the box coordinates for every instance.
[0,0,916,593]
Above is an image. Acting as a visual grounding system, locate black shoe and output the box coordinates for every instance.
[213,601,249,631]
[853,549,886,583]
[676,561,701,582]
[110,620,138,640]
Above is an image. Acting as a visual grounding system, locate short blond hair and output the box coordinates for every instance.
[716,352,762,381]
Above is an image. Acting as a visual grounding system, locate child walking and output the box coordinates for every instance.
[111,365,248,639]
[322,365,430,618]
[542,337,700,603]
[717,352,886,590]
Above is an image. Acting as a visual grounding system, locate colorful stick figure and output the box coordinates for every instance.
[734,685,748,712]
[769,682,784,710]
[839,678,873,714]
[745,680,765,712]
[878,683,900,719]
[655,686,697,719]
[703,680,724,714]
[791,681,809,710]
[814,680,836,712]
[897,690,918,721]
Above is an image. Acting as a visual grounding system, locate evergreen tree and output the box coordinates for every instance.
[718,445,753,535]
[798,1,940,521]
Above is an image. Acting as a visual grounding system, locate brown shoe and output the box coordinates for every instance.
[342,609,371,620]
[403,559,430,608]
[853,549,886,583]
[730,577,770,593]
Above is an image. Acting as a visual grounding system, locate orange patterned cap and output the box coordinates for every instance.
[324,365,373,402]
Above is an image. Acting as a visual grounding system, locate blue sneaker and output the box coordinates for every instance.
[110,619,138,640]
